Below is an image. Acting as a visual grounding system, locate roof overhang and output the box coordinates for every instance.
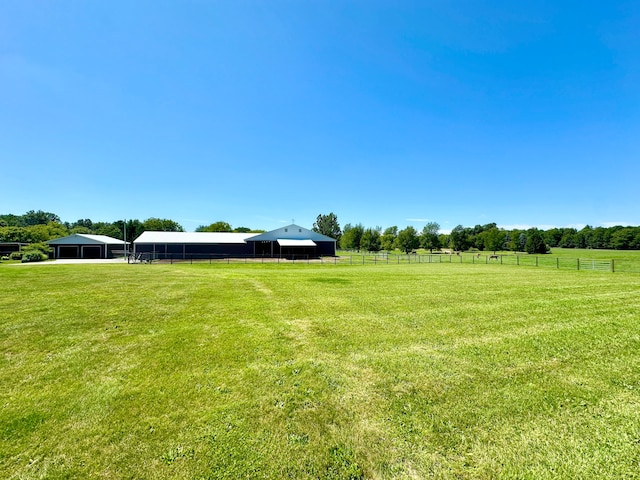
[277,239,316,247]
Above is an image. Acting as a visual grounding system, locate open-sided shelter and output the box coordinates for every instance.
[48,234,125,259]
[0,242,29,257]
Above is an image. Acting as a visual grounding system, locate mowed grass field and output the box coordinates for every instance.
[1,261,640,479]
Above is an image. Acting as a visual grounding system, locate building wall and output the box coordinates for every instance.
[135,243,254,259]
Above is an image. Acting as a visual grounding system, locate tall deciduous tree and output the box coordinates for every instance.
[380,226,398,251]
[340,223,364,251]
[21,210,61,226]
[395,226,419,254]
[312,213,341,241]
[196,221,232,232]
[360,227,381,252]
[420,222,441,253]
[482,227,506,253]
[143,218,184,232]
[450,225,470,252]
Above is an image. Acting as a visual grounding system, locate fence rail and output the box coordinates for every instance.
[130,252,617,272]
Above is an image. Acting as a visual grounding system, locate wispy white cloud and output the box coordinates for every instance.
[497,223,586,231]
[600,221,635,228]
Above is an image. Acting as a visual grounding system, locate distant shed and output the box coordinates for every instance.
[48,234,125,259]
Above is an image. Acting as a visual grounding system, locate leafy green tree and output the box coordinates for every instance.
[631,229,640,250]
[0,214,20,227]
[121,220,144,244]
[395,226,419,254]
[482,227,506,253]
[360,227,381,252]
[558,228,578,248]
[525,228,549,254]
[196,221,232,232]
[0,226,28,242]
[72,218,94,230]
[610,228,634,250]
[543,228,562,248]
[419,222,440,253]
[93,222,123,239]
[450,225,470,252]
[312,213,341,241]
[143,218,184,232]
[508,230,527,252]
[380,226,397,251]
[21,210,61,226]
[340,223,364,251]
[70,226,92,235]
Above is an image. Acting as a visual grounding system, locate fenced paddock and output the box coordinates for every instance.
[133,251,621,272]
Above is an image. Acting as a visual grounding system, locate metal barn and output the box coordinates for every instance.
[133,231,256,259]
[246,224,336,258]
[133,224,336,260]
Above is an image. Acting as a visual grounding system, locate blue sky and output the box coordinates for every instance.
[1,1,639,233]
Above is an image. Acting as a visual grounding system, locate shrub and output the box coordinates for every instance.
[9,251,23,260]
[21,251,48,263]
[25,242,53,256]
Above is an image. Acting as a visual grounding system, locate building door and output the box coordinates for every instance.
[58,246,79,258]
[82,246,102,259]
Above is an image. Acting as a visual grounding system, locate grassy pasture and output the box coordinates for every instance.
[1,262,640,479]
[332,248,640,273]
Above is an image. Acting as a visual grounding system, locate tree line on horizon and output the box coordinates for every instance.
[311,212,640,254]
[1,210,640,252]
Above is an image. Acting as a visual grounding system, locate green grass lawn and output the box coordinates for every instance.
[1,262,640,479]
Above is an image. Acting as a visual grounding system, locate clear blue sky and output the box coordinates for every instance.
[2,1,639,233]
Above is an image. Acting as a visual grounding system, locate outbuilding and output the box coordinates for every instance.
[0,242,29,257]
[133,224,336,260]
[133,231,256,258]
[246,224,336,258]
[48,234,125,259]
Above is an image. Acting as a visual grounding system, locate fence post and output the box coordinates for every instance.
[516,255,519,266]
[536,256,538,267]
[556,258,559,269]
[577,258,580,270]
[611,259,615,273]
